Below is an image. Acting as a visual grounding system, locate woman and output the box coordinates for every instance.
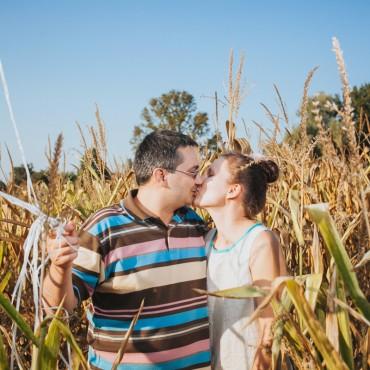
[194,152,287,370]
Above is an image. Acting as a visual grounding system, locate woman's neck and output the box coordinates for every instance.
[207,206,256,248]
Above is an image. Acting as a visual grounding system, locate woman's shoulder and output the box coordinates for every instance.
[248,227,281,266]
[253,225,277,240]
[249,226,279,249]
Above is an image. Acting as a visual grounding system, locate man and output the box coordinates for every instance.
[43,130,211,369]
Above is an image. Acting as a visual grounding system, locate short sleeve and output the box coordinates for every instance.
[72,224,105,304]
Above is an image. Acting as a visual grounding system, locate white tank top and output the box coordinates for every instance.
[206,223,268,370]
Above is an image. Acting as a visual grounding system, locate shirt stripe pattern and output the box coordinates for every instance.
[72,191,210,369]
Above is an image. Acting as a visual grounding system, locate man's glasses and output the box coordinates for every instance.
[172,169,200,179]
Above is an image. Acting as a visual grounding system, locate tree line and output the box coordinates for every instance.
[3,83,369,187]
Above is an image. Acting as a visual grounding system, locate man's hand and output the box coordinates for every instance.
[47,222,79,271]
[43,221,79,313]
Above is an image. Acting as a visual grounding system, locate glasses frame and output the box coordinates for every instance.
[167,168,200,179]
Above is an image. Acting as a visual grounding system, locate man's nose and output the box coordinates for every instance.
[194,173,204,185]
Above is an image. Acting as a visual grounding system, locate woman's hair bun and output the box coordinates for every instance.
[259,160,279,184]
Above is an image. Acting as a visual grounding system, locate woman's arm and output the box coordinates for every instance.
[249,230,287,370]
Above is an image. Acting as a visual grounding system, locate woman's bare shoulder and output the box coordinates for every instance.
[250,228,287,276]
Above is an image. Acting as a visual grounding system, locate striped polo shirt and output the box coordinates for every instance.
[72,190,211,369]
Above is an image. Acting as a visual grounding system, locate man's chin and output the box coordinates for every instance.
[192,196,202,208]
[181,197,194,208]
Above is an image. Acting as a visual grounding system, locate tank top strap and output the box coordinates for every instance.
[206,223,269,257]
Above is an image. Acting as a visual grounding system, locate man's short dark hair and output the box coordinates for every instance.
[133,130,198,185]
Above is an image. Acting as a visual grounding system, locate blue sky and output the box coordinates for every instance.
[1,0,369,176]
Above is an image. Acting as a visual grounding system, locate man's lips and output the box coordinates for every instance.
[192,187,200,196]
[192,187,203,200]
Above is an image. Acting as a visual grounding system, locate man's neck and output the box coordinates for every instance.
[136,187,176,225]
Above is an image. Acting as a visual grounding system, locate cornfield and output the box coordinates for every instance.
[0,38,369,369]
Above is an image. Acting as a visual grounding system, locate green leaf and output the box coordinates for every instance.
[283,314,321,365]
[53,320,88,369]
[0,330,9,370]
[0,271,11,293]
[0,242,4,267]
[194,284,267,299]
[37,317,61,370]
[306,203,370,321]
[0,292,39,347]
[304,273,323,311]
[285,279,348,370]
[270,299,286,370]
[272,292,321,367]
[336,277,354,370]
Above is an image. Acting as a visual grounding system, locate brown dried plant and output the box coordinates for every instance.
[0,42,369,369]
[45,133,63,219]
[226,49,247,150]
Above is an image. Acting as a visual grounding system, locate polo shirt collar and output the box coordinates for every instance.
[122,189,187,224]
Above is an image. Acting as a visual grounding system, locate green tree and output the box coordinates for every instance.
[284,93,340,150]
[13,163,49,185]
[286,84,370,152]
[350,83,370,148]
[131,90,215,149]
[13,163,34,185]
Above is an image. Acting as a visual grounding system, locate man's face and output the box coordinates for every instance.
[165,146,201,207]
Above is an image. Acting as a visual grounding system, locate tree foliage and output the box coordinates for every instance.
[131,90,215,149]
[350,83,370,148]
[12,163,47,185]
[286,83,370,151]
[11,163,76,185]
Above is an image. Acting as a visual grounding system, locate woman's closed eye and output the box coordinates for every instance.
[207,168,214,177]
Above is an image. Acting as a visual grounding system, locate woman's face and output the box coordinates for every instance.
[194,157,233,208]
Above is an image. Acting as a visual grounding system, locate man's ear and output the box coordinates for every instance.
[152,168,167,184]
[226,183,243,200]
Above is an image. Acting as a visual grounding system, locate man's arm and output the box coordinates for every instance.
[42,222,79,314]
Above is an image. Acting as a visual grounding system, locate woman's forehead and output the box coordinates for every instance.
[212,157,227,171]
